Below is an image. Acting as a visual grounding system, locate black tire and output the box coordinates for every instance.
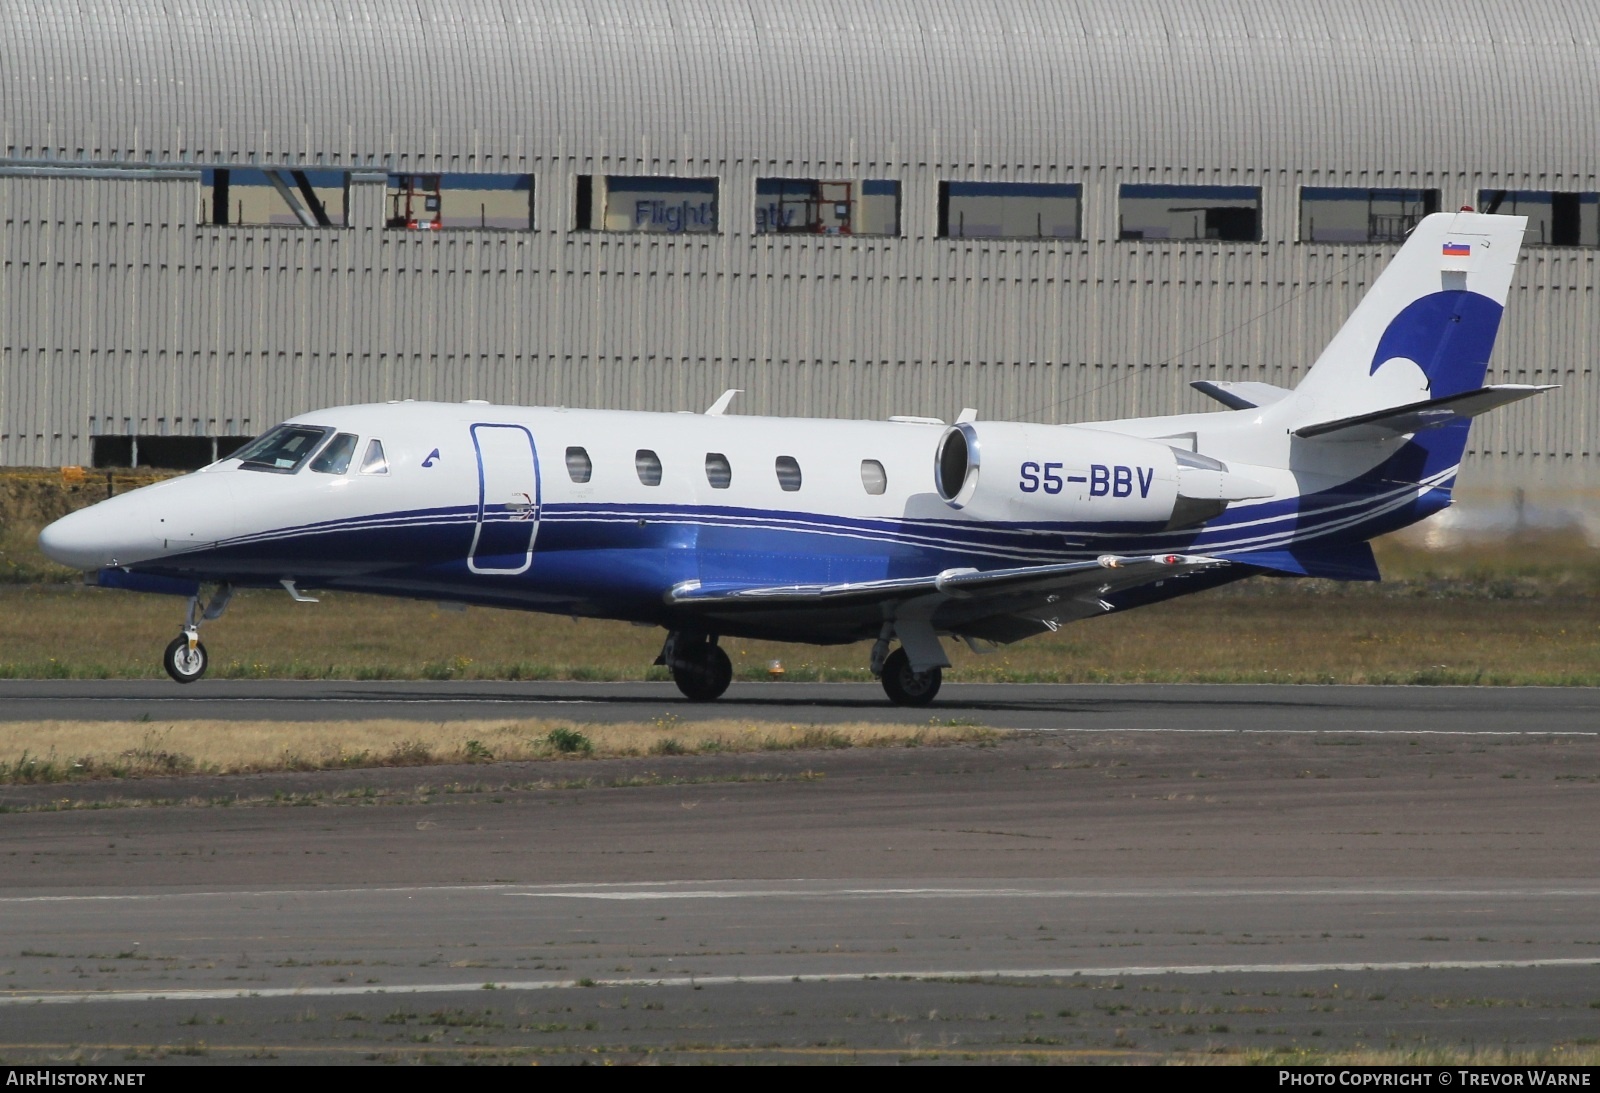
[672,643,733,702]
[880,646,941,707]
[163,635,209,684]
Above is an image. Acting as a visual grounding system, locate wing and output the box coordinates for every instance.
[665,553,1231,646]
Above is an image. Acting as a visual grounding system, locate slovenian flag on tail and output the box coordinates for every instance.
[1442,241,1472,257]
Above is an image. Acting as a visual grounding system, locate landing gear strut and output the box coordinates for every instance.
[877,647,942,707]
[658,630,733,702]
[163,584,232,684]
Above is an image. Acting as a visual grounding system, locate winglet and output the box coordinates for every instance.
[705,389,742,416]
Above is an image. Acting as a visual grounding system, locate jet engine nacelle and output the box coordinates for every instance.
[934,422,1271,528]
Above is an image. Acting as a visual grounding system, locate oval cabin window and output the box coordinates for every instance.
[705,452,732,489]
[565,446,592,483]
[775,455,802,492]
[860,459,887,495]
[635,449,663,486]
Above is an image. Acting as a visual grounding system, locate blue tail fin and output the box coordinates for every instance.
[1284,211,1526,476]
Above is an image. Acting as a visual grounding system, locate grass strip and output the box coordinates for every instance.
[0,716,1002,785]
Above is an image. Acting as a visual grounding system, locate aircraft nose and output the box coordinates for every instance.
[38,506,128,570]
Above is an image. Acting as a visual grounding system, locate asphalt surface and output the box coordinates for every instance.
[0,710,1597,1063]
[1,679,1598,733]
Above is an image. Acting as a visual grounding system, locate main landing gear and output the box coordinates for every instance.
[162,584,232,684]
[871,635,943,707]
[659,630,733,702]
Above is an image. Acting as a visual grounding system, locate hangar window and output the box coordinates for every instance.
[636,449,663,486]
[860,459,888,495]
[1300,188,1440,243]
[385,173,533,231]
[705,453,732,489]
[1119,185,1260,242]
[575,175,718,234]
[565,446,593,484]
[754,179,900,236]
[202,168,349,228]
[90,435,252,471]
[937,182,1081,240]
[775,455,802,492]
[1479,189,1599,247]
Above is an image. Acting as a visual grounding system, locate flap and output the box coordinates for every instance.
[1293,384,1558,441]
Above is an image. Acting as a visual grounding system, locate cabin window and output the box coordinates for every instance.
[384,173,533,231]
[201,168,349,228]
[937,182,1081,240]
[705,453,732,489]
[755,178,900,236]
[775,455,802,492]
[1119,184,1261,242]
[565,446,593,483]
[309,432,359,475]
[1300,188,1440,243]
[860,459,888,495]
[233,424,334,474]
[575,175,718,234]
[359,438,388,475]
[1478,189,1599,247]
[636,449,663,486]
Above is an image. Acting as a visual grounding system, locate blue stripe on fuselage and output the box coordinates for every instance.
[131,440,1456,619]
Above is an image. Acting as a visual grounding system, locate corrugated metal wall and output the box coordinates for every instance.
[0,0,1594,497]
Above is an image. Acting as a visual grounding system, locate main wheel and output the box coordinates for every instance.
[880,647,941,707]
[163,635,209,684]
[672,643,733,702]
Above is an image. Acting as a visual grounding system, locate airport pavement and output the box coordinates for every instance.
[0,725,1596,1062]
[0,679,1597,732]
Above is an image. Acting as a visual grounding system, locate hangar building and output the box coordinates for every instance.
[0,0,1595,534]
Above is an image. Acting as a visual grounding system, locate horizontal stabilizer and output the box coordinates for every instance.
[1294,384,1557,441]
[1191,380,1294,411]
[1225,542,1380,582]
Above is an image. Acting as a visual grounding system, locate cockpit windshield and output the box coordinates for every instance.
[232,425,335,474]
[310,433,360,475]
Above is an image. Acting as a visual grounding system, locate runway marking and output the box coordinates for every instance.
[3,883,1598,905]
[504,885,1600,901]
[2,958,1596,1006]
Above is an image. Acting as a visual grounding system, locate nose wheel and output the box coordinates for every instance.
[161,584,232,684]
[163,634,208,683]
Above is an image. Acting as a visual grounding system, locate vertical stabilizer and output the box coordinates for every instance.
[1291,211,1525,423]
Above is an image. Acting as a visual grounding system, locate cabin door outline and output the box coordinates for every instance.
[468,423,540,575]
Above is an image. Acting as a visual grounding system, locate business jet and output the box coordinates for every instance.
[39,210,1550,705]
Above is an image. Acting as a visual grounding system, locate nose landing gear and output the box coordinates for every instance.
[658,630,733,702]
[162,584,232,684]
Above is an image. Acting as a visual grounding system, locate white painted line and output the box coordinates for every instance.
[3,958,1596,1007]
[2,882,1596,905]
[503,885,1600,901]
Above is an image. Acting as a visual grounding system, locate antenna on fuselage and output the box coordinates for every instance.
[705,389,743,416]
